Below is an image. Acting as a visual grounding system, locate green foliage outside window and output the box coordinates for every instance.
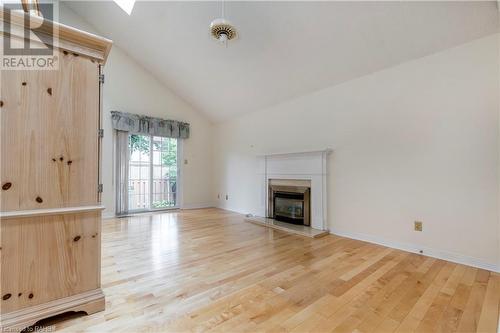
[159,140,178,181]
[129,134,178,180]
[152,200,176,208]
[129,134,150,154]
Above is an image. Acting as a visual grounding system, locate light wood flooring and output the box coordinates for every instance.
[43,208,499,332]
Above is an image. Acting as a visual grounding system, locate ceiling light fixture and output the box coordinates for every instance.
[210,1,237,46]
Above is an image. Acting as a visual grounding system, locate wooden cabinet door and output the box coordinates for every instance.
[1,50,100,211]
[0,212,101,313]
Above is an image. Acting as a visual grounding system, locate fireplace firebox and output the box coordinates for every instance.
[268,180,311,226]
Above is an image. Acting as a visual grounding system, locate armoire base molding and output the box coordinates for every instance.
[0,289,105,332]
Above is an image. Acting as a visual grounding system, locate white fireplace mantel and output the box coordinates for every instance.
[256,149,332,231]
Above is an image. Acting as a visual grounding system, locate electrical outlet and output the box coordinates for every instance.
[414,221,423,232]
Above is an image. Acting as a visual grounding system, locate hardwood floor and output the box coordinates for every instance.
[44,208,498,332]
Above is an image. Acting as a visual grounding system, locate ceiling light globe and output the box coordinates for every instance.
[219,33,228,43]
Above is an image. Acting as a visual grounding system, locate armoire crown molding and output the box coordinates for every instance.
[0,7,112,63]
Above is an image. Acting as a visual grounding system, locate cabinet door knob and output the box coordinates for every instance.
[2,182,12,190]
[2,293,11,300]
[73,235,81,242]
[35,197,43,203]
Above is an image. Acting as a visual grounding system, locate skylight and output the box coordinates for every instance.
[113,0,135,15]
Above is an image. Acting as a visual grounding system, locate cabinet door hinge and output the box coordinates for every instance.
[98,184,103,193]
[99,74,105,84]
[98,129,104,138]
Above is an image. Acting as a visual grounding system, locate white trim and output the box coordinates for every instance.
[181,202,216,210]
[331,229,499,273]
[213,205,245,214]
[102,211,116,219]
[177,139,184,209]
[0,205,105,219]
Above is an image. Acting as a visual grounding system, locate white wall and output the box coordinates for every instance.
[214,35,500,271]
[59,4,500,270]
[59,5,214,216]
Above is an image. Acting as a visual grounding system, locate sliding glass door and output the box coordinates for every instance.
[128,134,179,212]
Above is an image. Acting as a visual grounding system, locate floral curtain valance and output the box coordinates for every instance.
[110,111,190,139]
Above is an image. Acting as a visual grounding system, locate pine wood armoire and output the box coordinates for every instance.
[0,8,112,331]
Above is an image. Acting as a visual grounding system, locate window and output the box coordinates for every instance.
[113,0,135,15]
[128,134,179,211]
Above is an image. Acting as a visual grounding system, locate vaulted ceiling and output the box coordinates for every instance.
[63,1,498,122]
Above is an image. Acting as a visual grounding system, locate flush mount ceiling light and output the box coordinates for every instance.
[210,1,237,46]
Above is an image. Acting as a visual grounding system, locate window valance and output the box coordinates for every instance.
[110,111,190,139]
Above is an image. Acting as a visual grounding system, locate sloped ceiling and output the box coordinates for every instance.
[63,1,498,122]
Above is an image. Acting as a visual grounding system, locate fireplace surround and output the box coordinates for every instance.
[256,150,331,231]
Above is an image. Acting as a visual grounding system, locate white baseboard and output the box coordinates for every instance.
[181,202,216,210]
[101,204,216,219]
[214,205,250,215]
[331,229,499,273]
[102,211,115,219]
